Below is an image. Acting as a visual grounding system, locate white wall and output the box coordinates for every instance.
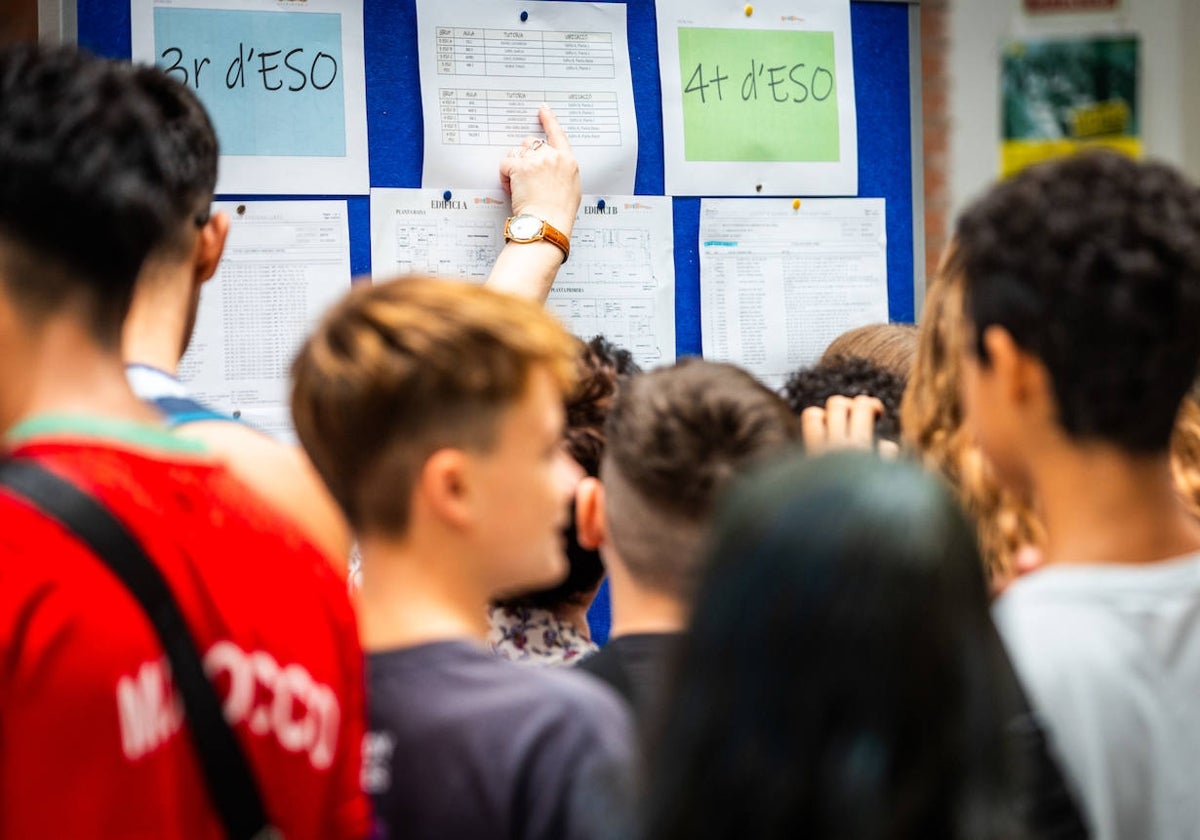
[947,0,1200,218]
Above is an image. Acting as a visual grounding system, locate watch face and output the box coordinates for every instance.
[508,214,544,240]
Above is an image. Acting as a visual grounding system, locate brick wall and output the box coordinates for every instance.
[921,0,951,286]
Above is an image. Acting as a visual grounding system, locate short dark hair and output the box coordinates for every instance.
[497,335,641,612]
[954,151,1200,452]
[0,45,182,345]
[781,354,907,443]
[127,62,219,257]
[645,452,1022,840]
[602,358,798,597]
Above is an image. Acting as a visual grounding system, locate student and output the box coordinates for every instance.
[489,335,640,665]
[644,453,1027,840]
[121,73,582,568]
[290,277,634,840]
[953,151,1200,838]
[575,359,797,723]
[0,45,368,838]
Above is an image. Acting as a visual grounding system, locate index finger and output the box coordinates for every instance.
[538,103,572,152]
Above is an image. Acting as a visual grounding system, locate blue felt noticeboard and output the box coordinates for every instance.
[78,0,921,645]
[78,0,920,356]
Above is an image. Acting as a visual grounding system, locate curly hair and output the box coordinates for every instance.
[1171,396,1200,520]
[900,265,1044,584]
[954,151,1200,453]
[781,355,907,443]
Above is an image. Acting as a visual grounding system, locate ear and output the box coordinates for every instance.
[981,325,1052,410]
[193,211,229,287]
[574,476,607,550]
[415,448,474,531]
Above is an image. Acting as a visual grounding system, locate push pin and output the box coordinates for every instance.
[443,189,452,201]
[744,4,754,16]
[233,410,242,419]
[520,10,528,21]
[792,198,801,210]
[755,183,763,193]
[236,204,246,216]
[597,199,606,210]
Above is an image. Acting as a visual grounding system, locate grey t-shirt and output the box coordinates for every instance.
[364,640,635,840]
[994,553,1200,840]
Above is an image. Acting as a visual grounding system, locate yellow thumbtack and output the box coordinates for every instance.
[792,198,801,210]
[744,4,754,16]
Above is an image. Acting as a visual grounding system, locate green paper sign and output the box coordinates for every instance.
[678,27,840,163]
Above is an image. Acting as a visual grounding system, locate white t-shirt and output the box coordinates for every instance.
[994,553,1200,840]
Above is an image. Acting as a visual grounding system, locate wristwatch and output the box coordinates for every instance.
[503,214,570,264]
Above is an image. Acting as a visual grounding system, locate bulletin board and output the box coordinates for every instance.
[76,0,925,357]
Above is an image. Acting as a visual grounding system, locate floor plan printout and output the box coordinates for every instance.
[370,189,675,367]
[178,200,352,442]
[416,0,638,194]
[699,198,887,386]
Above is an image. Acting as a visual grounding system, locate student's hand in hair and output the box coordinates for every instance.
[800,394,900,459]
[499,104,581,240]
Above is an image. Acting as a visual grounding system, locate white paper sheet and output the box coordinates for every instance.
[699,198,886,385]
[416,0,638,194]
[131,0,369,195]
[371,189,674,367]
[178,200,352,442]
[656,0,857,196]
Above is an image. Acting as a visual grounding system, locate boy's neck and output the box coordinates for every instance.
[1032,442,1200,567]
[357,532,491,652]
[121,264,194,375]
[604,553,687,639]
[2,317,162,435]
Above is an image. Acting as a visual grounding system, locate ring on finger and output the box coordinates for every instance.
[529,138,545,151]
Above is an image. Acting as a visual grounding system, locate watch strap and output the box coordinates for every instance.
[505,215,570,264]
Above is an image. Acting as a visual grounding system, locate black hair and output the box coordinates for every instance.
[954,151,1200,452]
[644,452,1022,840]
[0,45,185,345]
[781,354,907,443]
[127,62,219,252]
[495,336,640,612]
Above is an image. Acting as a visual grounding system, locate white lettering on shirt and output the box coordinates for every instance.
[115,640,340,770]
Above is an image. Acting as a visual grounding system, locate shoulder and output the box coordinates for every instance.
[175,420,352,566]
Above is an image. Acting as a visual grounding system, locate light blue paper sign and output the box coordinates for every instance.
[154,7,346,157]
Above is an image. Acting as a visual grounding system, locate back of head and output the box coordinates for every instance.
[955,151,1200,452]
[126,62,218,261]
[781,355,907,443]
[291,276,578,537]
[820,322,918,381]
[0,45,181,346]
[601,358,797,598]
[646,452,1018,840]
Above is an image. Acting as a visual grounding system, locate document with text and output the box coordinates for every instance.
[131,0,369,194]
[415,0,638,194]
[656,0,857,196]
[699,198,887,385]
[179,200,351,442]
[371,189,674,367]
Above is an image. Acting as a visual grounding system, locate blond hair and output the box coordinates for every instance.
[291,276,578,536]
[821,322,919,381]
[900,267,1044,583]
[1171,396,1200,520]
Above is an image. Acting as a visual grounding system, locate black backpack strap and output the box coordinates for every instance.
[0,459,279,840]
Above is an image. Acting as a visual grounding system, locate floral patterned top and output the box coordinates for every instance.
[487,604,598,666]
